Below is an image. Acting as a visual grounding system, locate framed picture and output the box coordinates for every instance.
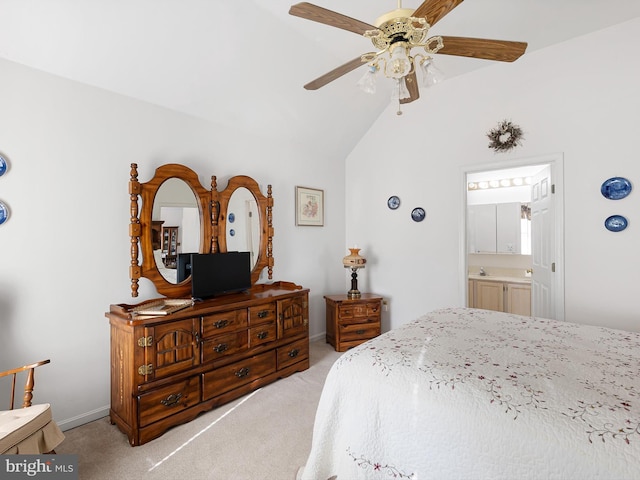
[295,186,324,226]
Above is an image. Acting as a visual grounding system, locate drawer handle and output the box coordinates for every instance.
[235,367,250,378]
[256,331,268,340]
[288,348,299,358]
[356,329,366,335]
[214,319,229,329]
[160,393,183,407]
[257,310,269,318]
[214,343,228,353]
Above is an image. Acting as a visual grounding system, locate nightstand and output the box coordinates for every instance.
[324,294,383,352]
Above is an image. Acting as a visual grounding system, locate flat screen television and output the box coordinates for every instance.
[190,251,251,300]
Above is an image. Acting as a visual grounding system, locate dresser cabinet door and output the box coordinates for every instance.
[278,295,307,339]
[142,318,200,381]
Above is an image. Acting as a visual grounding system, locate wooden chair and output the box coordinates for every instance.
[0,359,65,454]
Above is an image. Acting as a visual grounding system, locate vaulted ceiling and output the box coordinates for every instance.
[1,1,639,160]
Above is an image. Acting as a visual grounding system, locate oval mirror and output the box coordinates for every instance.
[129,163,212,298]
[153,178,200,283]
[217,175,273,285]
[225,187,260,270]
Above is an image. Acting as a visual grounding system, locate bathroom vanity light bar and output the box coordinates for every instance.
[467,177,532,191]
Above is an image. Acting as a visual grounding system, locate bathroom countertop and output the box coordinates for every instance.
[468,274,531,284]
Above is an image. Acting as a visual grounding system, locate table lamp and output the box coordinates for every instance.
[343,247,366,299]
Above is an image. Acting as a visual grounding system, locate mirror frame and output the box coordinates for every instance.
[129,164,274,298]
[130,163,213,298]
[215,175,274,286]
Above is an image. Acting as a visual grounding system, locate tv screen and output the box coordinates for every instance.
[190,252,251,300]
[176,253,195,283]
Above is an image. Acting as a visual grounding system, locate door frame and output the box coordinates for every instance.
[459,152,565,320]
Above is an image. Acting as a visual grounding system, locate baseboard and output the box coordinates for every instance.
[57,405,110,431]
[309,332,325,343]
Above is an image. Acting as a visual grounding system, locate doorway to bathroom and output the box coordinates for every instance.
[463,154,564,320]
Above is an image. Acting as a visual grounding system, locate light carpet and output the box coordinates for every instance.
[57,340,342,480]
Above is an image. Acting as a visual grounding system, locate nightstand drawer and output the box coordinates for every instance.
[338,313,380,326]
[338,302,381,319]
[339,322,380,343]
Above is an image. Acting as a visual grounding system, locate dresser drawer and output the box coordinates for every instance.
[138,376,200,427]
[248,302,277,325]
[202,331,248,363]
[339,322,380,343]
[202,351,276,400]
[248,322,277,348]
[202,309,248,338]
[276,338,309,370]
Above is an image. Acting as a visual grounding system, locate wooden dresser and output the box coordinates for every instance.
[324,293,382,352]
[107,282,309,446]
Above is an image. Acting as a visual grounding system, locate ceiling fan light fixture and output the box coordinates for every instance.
[390,77,411,101]
[357,65,378,94]
[387,43,412,79]
[419,57,444,87]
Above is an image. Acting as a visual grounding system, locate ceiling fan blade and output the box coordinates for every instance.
[412,0,464,27]
[436,36,528,62]
[304,56,368,90]
[289,2,376,36]
[399,72,420,104]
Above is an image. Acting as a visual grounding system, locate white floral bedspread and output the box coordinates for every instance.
[300,307,640,480]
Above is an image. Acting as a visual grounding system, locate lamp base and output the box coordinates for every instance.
[347,267,362,299]
[347,289,362,299]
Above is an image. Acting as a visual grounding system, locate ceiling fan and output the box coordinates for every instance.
[289,0,527,108]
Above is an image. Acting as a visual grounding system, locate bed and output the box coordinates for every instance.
[299,307,640,480]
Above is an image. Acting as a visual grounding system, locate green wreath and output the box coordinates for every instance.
[487,120,523,152]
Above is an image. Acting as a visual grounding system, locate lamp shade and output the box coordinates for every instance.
[343,248,366,269]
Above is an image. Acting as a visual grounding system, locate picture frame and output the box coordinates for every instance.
[295,186,324,226]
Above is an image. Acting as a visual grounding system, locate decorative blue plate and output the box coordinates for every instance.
[387,196,400,210]
[604,215,627,232]
[228,212,235,223]
[0,202,8,225]
[601,177,632,200]
[0,155,6,177]
[411,207,426,222]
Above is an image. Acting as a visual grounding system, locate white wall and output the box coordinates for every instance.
[0,58,346,428]
[346,18,640,333]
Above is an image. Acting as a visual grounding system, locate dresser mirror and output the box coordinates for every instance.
[129,164,273,298]
[216,176,274,286]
